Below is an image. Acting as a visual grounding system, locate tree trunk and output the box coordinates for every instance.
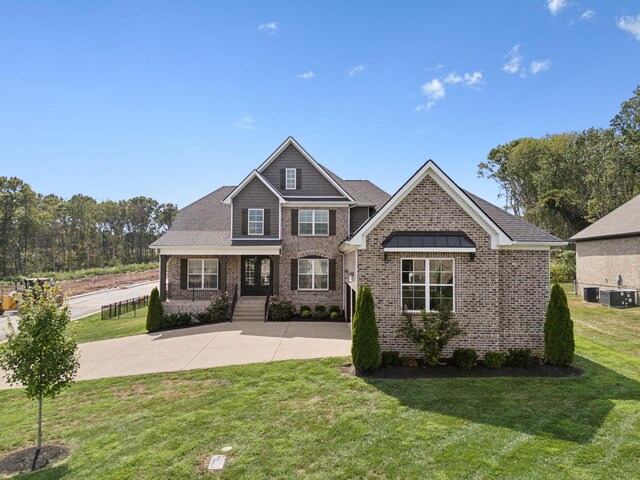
[31,395,43,471]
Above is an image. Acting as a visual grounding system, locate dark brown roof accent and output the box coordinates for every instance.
[570,194,640,242]
[382,231,476,249]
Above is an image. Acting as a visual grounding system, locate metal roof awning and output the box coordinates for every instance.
[382,231,476,252]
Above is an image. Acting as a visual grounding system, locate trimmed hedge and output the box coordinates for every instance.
[506,348,533,369]
[146,287,163,332]
[452,348,477,370]
[381,351,400,368]
[545,283,575,366]
[351,285,381,370]
[484,351,506,369]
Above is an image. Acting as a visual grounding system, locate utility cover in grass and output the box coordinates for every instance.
[208,455,226,470]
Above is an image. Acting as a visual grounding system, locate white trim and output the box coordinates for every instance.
[248,208,264,236]
[298,209,329,236]
[345,161,511,250]
[156,246,281,256]
[255,137,355,202]
[297,258,330,291]
[187,258,219,290]
[384,247,476,253]
[284,201,351,208]
[499,241,567,250]
[401,257,456,313]
[285,168,297,190]
[222,170,286,204]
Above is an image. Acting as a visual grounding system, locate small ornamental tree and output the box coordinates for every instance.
[0,284,79,470]
[399,302,464,367]
[351,285,381,371]
[545,283,575,366]
[146,287,164,332]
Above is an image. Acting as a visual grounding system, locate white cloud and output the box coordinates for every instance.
[618,15,640,41]
[444,71,483,88]
[415,101,436,112]
[502,44,523,74]
[444,72,463,84]
[258,22,278,34]
[296,71,315,79]
[422,79,445,100]
[234,116,258,130]
[581,10,595,21]
[530,59,551,74]
[348,64,367,77]
[547,0,568,16]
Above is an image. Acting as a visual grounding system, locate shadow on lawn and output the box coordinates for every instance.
[365,355,640,444]
[15,464,69,479]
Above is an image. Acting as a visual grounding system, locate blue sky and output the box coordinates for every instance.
[1,0,639,208]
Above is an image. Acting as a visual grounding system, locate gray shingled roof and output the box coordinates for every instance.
[319,164,391,208]
[570,193,640,242]
[463,190,563,243]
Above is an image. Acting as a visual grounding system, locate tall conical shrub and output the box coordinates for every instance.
[146,287,164,332]
[544,283,574,366]
[351,285,381,371]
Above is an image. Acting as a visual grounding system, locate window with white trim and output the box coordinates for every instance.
[298,258,329,290]
[285,168,296,190]
[401,258,454,312]
[248,208,264,235]
[299,210,329,236]
[188,258,218,289]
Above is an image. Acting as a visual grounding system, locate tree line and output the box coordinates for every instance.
[478,85,640,242]
[0,178,177,278]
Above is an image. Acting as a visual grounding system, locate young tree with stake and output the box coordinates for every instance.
[0,284,79,471]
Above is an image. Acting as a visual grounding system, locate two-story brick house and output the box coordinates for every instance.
[151,137,565,355]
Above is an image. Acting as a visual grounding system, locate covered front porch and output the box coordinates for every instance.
[157,243,281,314]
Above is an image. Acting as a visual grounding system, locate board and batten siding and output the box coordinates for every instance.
[232,177,280,238]
[261,144,344,198]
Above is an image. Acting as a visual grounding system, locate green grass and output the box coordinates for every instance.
[71,307,149,344]
[1,289,639,479]
[0,262,158,284]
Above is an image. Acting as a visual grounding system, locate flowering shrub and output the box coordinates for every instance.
[269,296,295,321]
[206,291,231,323]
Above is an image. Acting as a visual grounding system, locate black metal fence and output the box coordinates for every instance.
[101,295,149,320]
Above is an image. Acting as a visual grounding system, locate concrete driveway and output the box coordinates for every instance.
[0,320,352,389]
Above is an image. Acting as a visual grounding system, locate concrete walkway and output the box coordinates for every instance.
[0,321,352,389]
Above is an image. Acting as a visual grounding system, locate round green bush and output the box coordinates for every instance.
[330,311,339,321]
[301,310,311,318]
[505,348,533,368]
[452,348,477,370]
[484,351,506,369]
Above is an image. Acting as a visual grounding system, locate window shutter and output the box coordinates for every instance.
[180,259,188,290]
[264,209,271,236]
[329,259,336,290]
[280,169,286,189]
[291,209,298,235]
[241,209,248,235]
[291,259,298,290]
[296,168,302,190]
[329,210,336,236]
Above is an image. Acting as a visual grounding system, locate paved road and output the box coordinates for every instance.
[0,281,158,342]
[0,320,352,388]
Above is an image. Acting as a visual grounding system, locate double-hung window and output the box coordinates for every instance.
[285,168,297,190]
[298,258,329,290]
[401,258,454,312]
[248,208,264,235]
[188,259,218,289]
[299,210,329,236]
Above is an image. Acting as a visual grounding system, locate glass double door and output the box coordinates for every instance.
[241,256,272,296]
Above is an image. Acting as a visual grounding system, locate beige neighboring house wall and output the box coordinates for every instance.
[575,237,640,295]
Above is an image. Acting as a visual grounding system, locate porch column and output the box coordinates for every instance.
[219,256,228,291]
[269,255,279,295]
[159,255,169,301]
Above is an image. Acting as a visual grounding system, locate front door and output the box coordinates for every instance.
[241,256,272,296]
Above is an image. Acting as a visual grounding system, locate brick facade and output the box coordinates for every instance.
[357,174,549,356]
[278,205,347,310]
[166,255,240,299]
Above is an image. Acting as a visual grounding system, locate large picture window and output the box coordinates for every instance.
[298,258,329,290]
[248,208,264,235]
[188,259,218,289]
[299,210,329,236]
[401,258,454,312]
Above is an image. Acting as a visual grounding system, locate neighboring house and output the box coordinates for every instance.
[570,194,640,302]
[151,137,564,355]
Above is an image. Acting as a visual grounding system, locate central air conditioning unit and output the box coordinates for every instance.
[583,287,599,303]
[599,289,637,308]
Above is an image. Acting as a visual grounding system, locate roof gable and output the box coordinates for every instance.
[345,160,564,250]
[257,137,354,201]
[570,193,640,242]
[222,170,285,205]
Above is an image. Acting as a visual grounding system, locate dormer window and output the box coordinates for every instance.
[285,168,296,190]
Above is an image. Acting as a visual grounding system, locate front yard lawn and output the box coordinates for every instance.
[1,288,638,479]
[71,307,148,344]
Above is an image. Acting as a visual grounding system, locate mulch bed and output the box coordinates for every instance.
[340,362,582,379]
[0,445,69,476]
